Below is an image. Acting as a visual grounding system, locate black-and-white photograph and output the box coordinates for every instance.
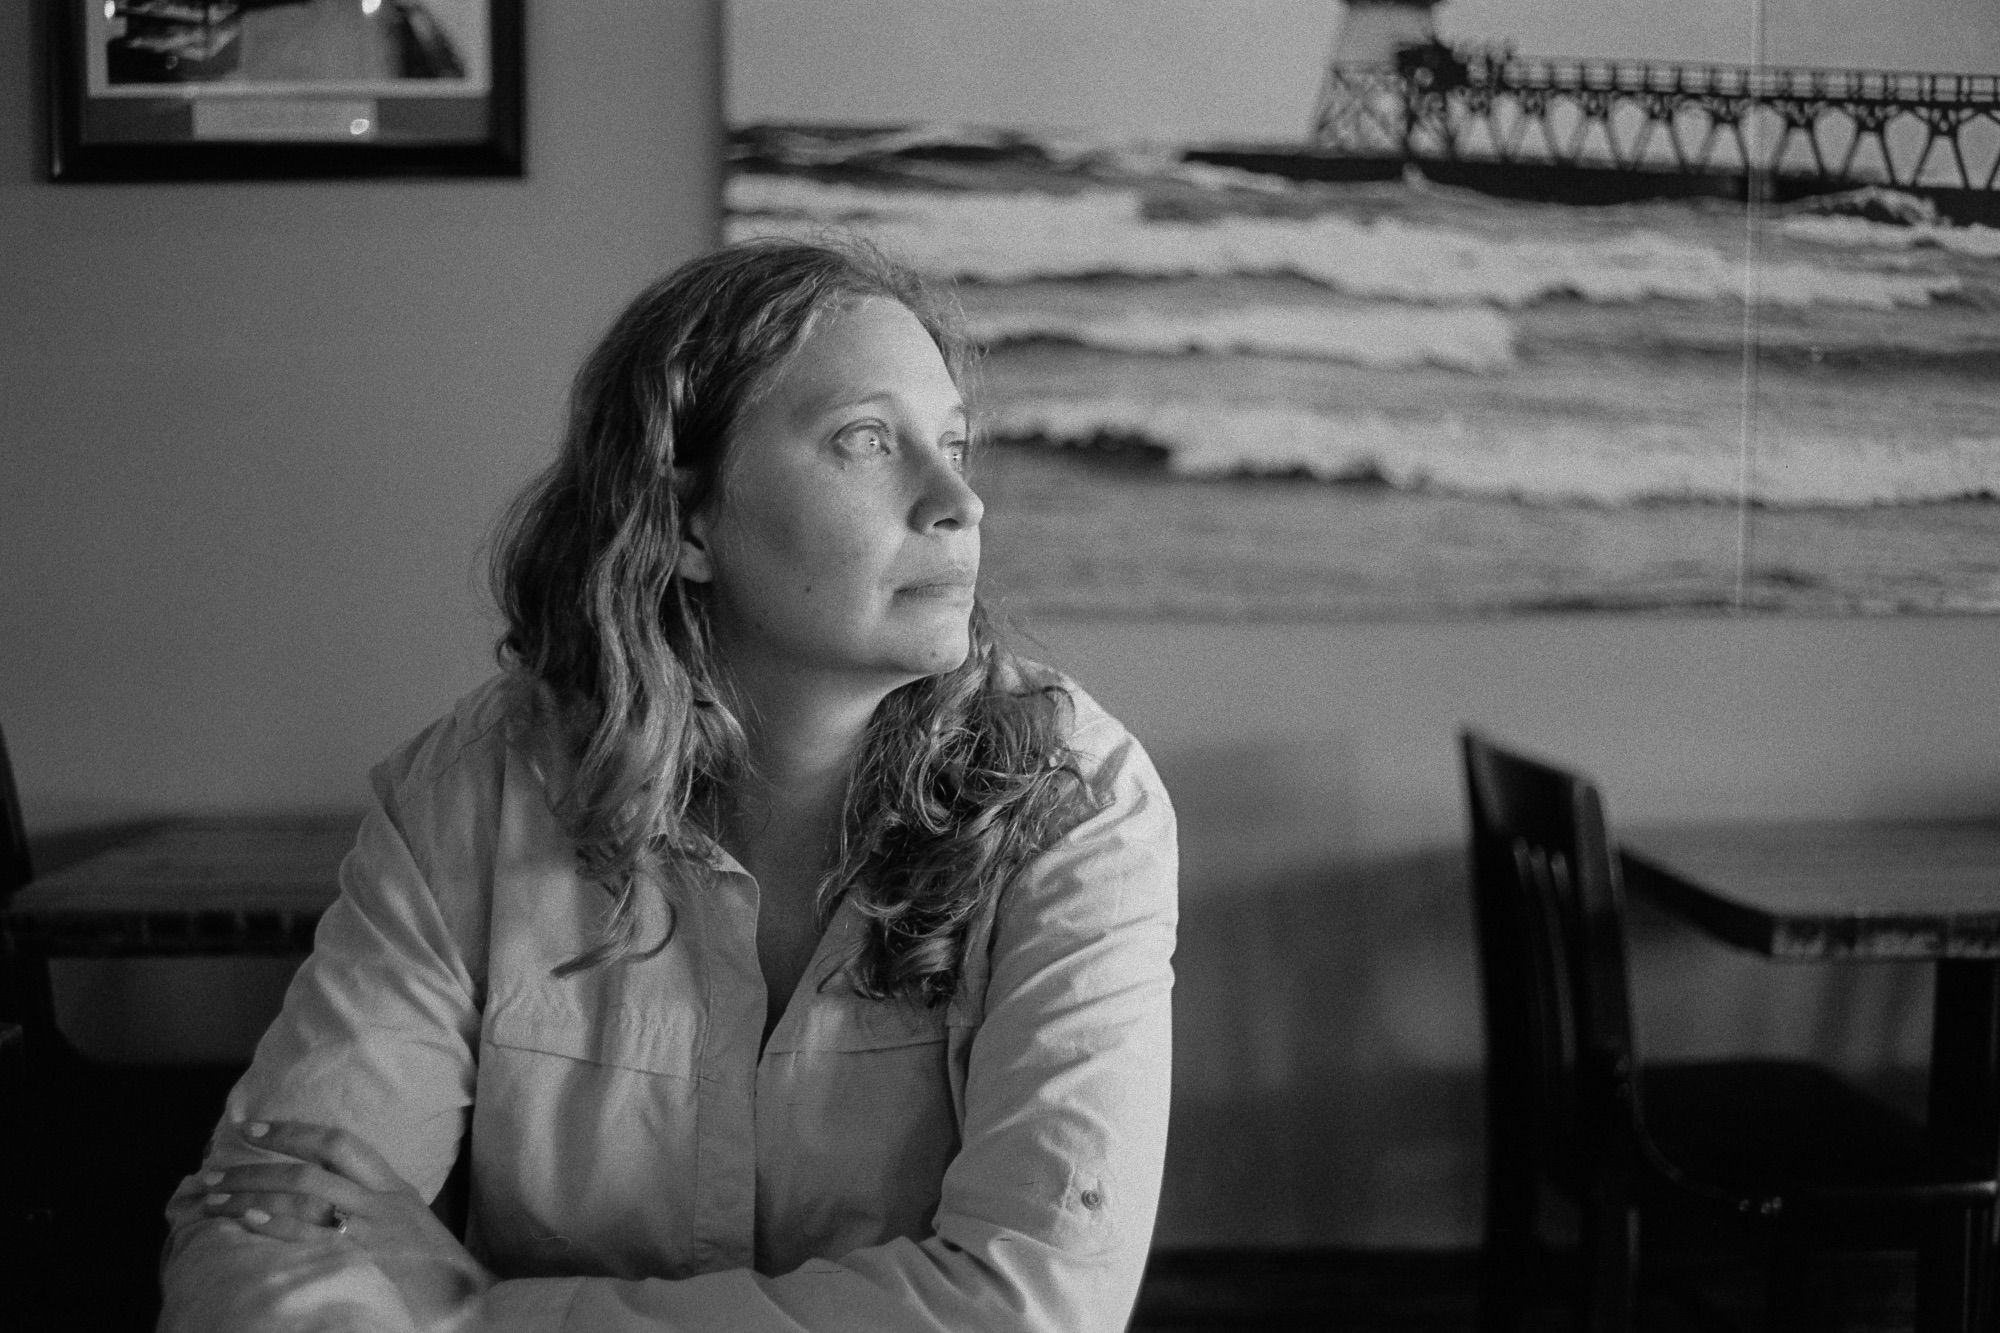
[8,4,2000,1330]
[731,0,2000,617]
[91,1,485,90]
[50,0,519,176]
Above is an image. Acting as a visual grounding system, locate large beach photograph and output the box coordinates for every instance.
[725,0,2000,619]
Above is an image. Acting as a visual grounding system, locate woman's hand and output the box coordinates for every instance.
[199,1120,492,1330]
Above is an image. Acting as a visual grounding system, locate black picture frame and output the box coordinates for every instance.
[47,0,523,181]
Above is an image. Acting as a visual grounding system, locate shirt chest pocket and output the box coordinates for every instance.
[481,995,700,1074]
[770,992,971,1144]
[783,991,953,1054]
[769,962,988,1146]
[476,992,704,1144]
[755,994,972,1268]
[471,995,704,1278]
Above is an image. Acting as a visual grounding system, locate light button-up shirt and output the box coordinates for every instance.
[161,672,1178,1333]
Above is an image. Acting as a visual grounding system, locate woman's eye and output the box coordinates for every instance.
[833,422,892,457]
[943,439,970,472]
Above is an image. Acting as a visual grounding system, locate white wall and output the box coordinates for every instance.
[2,1,718,831]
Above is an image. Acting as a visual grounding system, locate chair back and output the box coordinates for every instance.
[1460,730,1639,1204]
[0,725,29,901]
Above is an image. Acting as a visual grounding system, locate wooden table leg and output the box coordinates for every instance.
[1920,960,2000,1333]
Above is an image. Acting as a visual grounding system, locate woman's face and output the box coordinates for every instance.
[682,296,984,692]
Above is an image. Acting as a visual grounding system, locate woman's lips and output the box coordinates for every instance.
[896,576,976,600]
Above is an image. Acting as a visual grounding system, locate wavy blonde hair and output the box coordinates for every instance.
[492,239,1083,1003]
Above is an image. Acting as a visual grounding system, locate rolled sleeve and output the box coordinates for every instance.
[160,737,485,1331]
[934,723,1178,1314]
[219,796,480,1195]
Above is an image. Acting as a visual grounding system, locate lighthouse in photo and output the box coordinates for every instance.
[1329,0,1442,66]
[1310,0,1449,155]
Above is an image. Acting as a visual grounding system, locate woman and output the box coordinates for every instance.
[160,239,1178,1332]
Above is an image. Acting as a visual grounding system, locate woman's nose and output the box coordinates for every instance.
[913,449,985,532]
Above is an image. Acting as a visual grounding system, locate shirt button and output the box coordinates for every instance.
[1079,1188,1103,1209]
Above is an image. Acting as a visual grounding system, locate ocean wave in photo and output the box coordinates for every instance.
[986,397,2000,507]
[964,302,1517,373]
[728,174,1959,310]
[733,120,1198,180]
[1792,204,2000,260]
[727,120,2000,616]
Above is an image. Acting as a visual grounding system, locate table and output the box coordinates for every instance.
[1,814,358,1069]
[0,815,361,1310]
[4,813,358,958]
[1620,818,2000,1331]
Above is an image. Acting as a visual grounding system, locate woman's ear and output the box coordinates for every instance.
[674,469,714,584]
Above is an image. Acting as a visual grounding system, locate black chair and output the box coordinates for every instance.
[1461,729,1998,1333]
[0,725,29,907]
[1,727,57,1320]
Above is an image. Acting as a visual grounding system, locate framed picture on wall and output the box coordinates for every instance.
[46,0,523,180]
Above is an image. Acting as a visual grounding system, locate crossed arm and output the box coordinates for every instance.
[165,1118,485,1331]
